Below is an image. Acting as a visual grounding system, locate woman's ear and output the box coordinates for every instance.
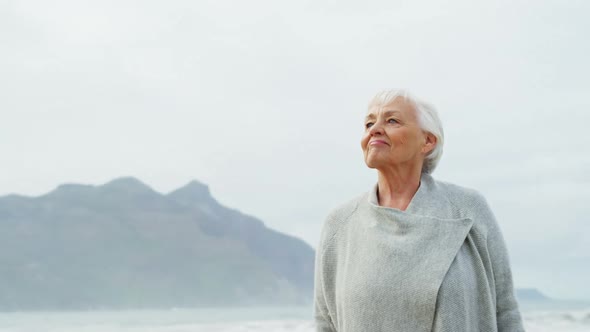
[422,132,437,154]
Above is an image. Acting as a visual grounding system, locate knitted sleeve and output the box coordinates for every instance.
[476,194,525,332]
[313,206,345,332]
[313,198,360,331]
[313,243,336,332]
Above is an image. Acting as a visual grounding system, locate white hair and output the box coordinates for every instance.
[368,89,444,174]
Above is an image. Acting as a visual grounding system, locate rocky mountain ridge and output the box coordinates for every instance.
[0,177,314,310]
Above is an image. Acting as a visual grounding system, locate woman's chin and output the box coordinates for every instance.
[365,158,385,169]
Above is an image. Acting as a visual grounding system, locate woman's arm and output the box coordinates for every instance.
[313,239,336,331]
[313,213,337,332]
[478,195,526,332]
[314,200,359,331]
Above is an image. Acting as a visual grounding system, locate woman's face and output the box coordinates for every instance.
[361,97,433,172]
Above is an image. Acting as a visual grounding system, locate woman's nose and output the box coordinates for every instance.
[369,121,384,135]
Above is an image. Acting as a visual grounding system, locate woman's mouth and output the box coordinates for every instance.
[369,140,388,146]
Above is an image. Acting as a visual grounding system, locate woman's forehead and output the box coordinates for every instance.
[365,110,402,120]
[366,98,416,117]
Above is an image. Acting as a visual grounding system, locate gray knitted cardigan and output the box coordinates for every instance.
[314,173,525,332]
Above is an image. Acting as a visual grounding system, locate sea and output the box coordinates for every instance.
[0,305,588,332]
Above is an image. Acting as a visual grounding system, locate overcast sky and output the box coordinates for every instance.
[2,0,589,300]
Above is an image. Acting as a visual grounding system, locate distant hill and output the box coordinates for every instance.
[0,177,314,310]
[516,288,590,311]
[516,288,551,302]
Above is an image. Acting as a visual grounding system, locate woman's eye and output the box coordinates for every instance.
[365,122,374,129]
[388,118,399,124]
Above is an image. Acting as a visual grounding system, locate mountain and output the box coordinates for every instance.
[516,288,551,302]
[516,288,590,311]
[0,177,315,311]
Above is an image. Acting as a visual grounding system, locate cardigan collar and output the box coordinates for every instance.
[368,172,435,215]
[362,172,474,331]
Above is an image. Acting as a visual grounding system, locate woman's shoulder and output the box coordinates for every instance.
[430,176,491,212]
[325,193,365,221]
[430,176,499,234]
[317,192,367,250]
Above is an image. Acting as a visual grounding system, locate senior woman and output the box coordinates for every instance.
[313,90,525,332]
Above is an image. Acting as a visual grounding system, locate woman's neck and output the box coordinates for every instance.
[376,167,422,211]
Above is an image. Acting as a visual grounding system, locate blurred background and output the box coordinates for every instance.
[1,0,589,331]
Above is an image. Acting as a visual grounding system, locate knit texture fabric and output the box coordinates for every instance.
[314,173,525,332]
